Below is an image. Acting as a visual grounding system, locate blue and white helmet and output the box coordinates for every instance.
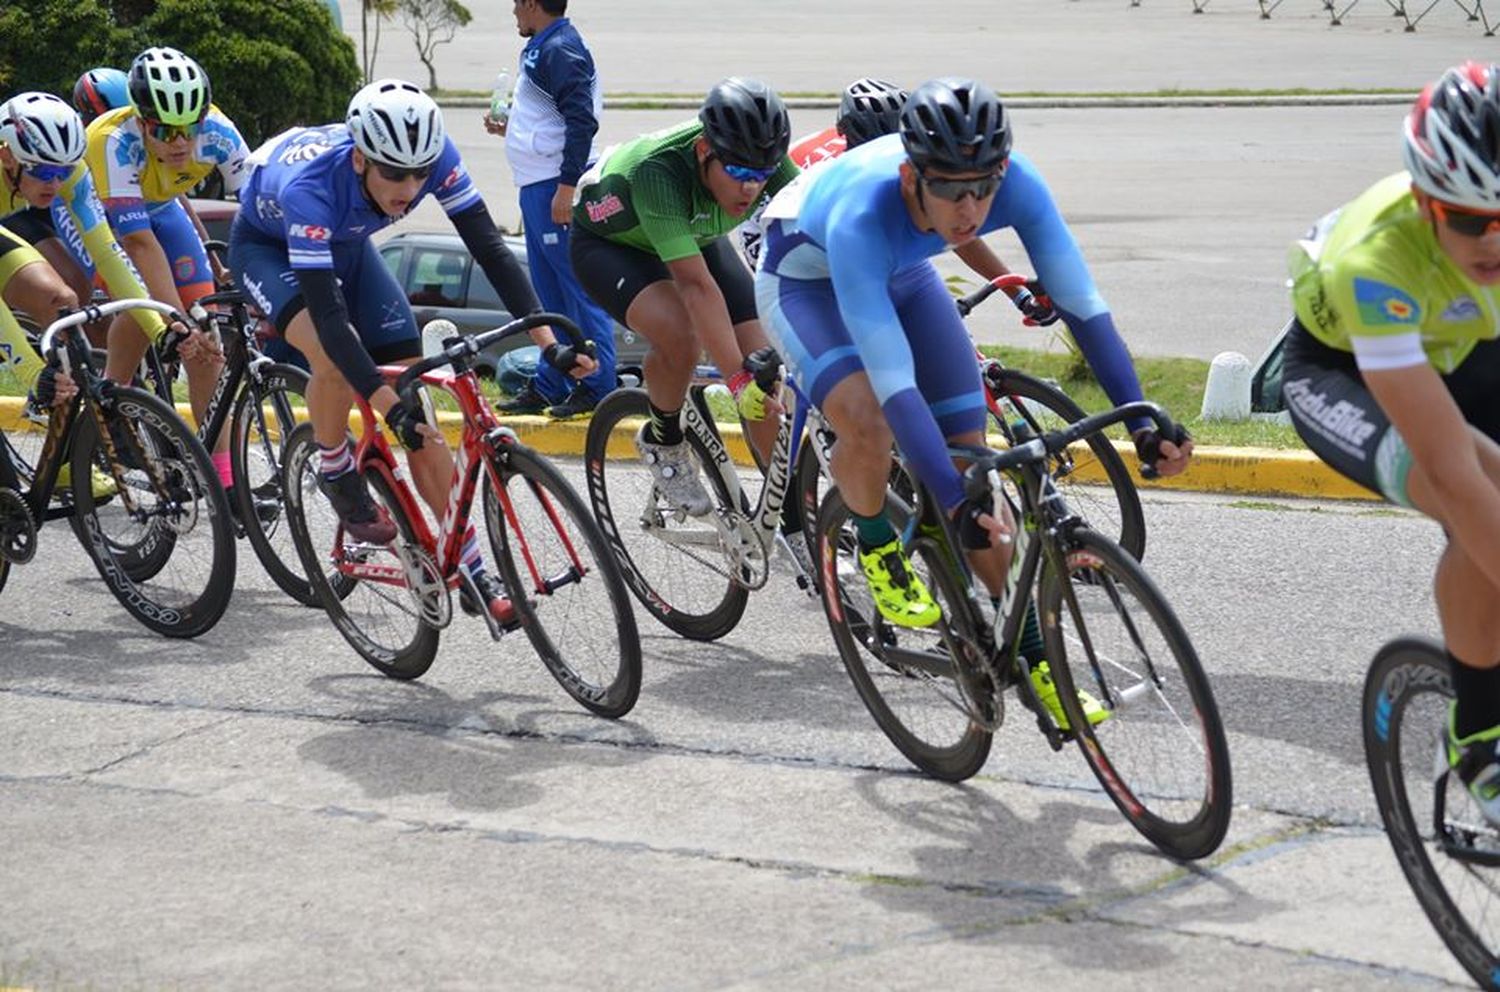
[0,92,86,166]
[345,79,445,169]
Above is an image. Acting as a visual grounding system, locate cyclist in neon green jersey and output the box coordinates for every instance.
[1283,62,1500,821]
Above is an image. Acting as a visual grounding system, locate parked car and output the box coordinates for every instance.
[377,230,647,378]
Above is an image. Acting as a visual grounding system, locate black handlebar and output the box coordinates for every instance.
[393,311,587,400]
[955,281,1004,319]
[959,400,1180,498]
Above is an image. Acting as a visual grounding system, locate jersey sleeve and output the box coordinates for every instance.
[278,181,338,270]
[632,160,701,262]
[91,121,151,235]
[431,138,483,217]
[54,165,166,340]
[1325,255,1425,344]
[993,157,1107,321]
[202,110,252,195]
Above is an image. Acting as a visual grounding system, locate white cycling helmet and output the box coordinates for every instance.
[1403,61,1500,212]
[345,79,445,169]
[0,92,86,166]
[128,46,211,126]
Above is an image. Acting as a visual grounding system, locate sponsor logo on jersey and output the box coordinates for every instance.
[112,131,143,170]
[584,193,625,223]
[174,254,198,283]
[439,164,466,192]
[1440,296,1481,322]
[277,137,334,165]
[288,224,331,241]
[200,119,240,160]
[243,274,275,316]
[256,195,284,221]
[1354,277,1420,326]
[1284,377,1379,457]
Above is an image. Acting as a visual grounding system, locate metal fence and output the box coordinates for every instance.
[1138,0,1494,34]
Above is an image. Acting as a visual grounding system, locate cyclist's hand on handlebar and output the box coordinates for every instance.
[1133,424,1194,479]
[29,364,76,409]
[953,493,1014,550]
[1012,279,1060,327]
[384,397,438,452]
[542,340,598,379]
[174,322,224,365]
[729,345,784,422]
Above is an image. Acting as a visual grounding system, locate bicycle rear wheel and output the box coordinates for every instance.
[70,387,236,638]
[282,423,439,679]
[813,486,992,781]
[484,444,642,718]
[1037,528,1231,860]
[1365,638,1500,990]
[231,363,315,604]
[583,387,748,641]
[986,368,1145,561]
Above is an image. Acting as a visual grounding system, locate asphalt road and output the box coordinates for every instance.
[0,461,1470,989]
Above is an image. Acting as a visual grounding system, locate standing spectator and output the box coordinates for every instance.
[486,0,615,418]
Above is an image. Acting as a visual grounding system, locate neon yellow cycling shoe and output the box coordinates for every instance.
[1030,661,1111,732]
[858,537,941,629]
[55,464,119,501]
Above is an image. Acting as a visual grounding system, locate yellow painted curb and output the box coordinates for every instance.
[0,397,1376,501]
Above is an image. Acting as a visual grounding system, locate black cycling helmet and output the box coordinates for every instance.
[698,77,790,170]
[837,78,907,148]
[899,77,1011,174]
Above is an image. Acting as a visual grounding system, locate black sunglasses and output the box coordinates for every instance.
[921,171,1002,202]
[1432,199,1500,238]
[374,162,434,183]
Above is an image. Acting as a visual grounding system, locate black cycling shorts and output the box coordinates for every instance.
[1282,317,1500,505]
[0,207,57,247]
[569,228,758,329]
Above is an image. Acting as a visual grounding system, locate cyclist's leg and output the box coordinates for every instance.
[0,225,52,393]
[153,199,227,457]
[571,227,711,514]
[757,259,937,627]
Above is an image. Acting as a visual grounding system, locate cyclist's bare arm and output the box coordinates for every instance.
[665,252,744,377]
[954,238,1022,298]
[1366,362,1500,588]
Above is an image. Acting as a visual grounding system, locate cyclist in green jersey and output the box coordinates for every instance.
[1282,62,1500,821]
[570,78,797,514]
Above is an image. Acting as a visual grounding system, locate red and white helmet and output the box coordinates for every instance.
[345,79,444,169]
[1403,62,1500,211]
[0,92,86,167]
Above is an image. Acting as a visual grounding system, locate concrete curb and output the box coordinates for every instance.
[0,397,1374,502]
[439,93,1414,112]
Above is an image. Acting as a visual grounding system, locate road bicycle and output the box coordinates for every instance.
[0,300,235,636]
[281,313,641,717]
[1364,637,1500,990]
[814,400,1231,860]
[584,273,1147,644]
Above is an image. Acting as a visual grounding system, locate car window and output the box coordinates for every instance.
[379,246,402,278]
[404,248,466,307]
[467,267,501,309]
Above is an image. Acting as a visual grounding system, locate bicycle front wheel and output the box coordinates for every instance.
[70,387,236,638]
[1037,528,1231,860]
[813,486,992,781]
[231,363,315,605]
[1365,638,1500,990]
[987,368,1145,560]
[583,387,748,641]
[282,423,439,679]
[484,444,642,718]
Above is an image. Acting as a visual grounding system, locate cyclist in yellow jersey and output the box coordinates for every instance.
[1282,62,1500,822]
[0,93,168,369]
[85,46,248,491]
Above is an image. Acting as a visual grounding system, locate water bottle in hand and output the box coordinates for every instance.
[489,71,511,125]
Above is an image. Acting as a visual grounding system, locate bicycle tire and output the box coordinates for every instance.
[70,386,236,638]
[282,423,438,679]
[813,486,992,781]
[1364,637,1500,990]
[484,444,642,718]
[987,368,1146,561]
[1037,528,1231,859]
[583,387,748,641]
[230,362,316,605]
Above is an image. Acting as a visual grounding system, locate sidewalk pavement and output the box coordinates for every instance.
[0,398,1375,502]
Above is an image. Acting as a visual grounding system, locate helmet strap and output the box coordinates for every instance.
[354,155,393,218]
